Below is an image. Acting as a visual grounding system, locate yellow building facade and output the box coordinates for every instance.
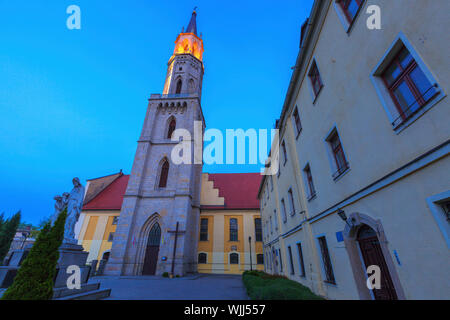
[77,172,263,275]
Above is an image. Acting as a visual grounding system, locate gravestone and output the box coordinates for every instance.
[90,260,98,277]
[97,259,107,276]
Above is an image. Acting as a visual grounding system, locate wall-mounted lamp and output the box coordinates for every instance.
[337,208,353,228]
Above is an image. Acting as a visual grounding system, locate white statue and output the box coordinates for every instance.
[51,192,69,225]
[63,178,85,244]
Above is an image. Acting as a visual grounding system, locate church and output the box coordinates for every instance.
[76,11,264,276]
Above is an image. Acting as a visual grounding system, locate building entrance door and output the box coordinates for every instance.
[142,223,161,275]
[357,225,398,300]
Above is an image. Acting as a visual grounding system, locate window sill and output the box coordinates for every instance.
[307,193,317,202]
[312,85,324,105]
[332,166,350,182]
[392,90,445,134]
[323,280,337,287]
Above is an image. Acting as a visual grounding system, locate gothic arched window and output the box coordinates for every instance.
[167,118,176,139]
[176,79,182,94]
[229,218,238,241]
[188,79,195,93]
[159,160,169,188]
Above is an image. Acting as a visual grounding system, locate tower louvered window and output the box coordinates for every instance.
[159,160,169,188]
[167,118,176,139]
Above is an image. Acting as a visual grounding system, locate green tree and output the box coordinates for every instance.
[0,211,21,263]
[0,212,5,231]
[1,208,67,300]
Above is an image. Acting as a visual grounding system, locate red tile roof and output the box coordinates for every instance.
[83,174,129,211]
[82,172,262,211]
[202,173,262,210]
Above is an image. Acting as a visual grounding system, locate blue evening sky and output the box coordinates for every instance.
[0,0,313,225]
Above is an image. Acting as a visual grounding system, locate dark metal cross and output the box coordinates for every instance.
[167,222,186,275]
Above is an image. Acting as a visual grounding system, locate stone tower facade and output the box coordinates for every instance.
[104,11,205,276]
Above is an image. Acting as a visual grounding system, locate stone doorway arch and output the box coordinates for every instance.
[343,212,405,300]
[142,223,161,275]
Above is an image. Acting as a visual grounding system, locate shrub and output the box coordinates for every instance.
[162,272,169,278]
[242,271,323,300]
[1,208,67,300]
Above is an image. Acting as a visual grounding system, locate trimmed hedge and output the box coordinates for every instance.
[242,270,324,300]
[1,208,67,300]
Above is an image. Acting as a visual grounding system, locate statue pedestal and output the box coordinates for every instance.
[54,243,90,288]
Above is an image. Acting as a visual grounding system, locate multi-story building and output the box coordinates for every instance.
[259,0,449,300]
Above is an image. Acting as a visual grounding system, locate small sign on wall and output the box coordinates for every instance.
[336,231,344,243]
[231,245,237,251]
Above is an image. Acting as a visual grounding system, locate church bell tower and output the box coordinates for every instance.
[104,11,205,276]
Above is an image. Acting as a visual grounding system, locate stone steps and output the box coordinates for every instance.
[54,287,111,300]
[53,282,100,299]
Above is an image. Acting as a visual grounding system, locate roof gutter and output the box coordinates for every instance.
[257,0,324,198]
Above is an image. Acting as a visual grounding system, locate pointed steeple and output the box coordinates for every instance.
[186,9,198,35]
[169,9,204,64]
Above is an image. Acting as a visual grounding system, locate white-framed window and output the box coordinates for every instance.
[282,140,288,165]
[426,190,450,249]
[296,242,306,277]
[307,58,324,102]
[281,198,287,223]
[371,32,445,133]
[288,246,295,275]
[264,220,268,240]
[324,126,350,180]
[270,216,273,234]
[274,209,279,231]
[316,235,336,285]
[302,163,317,200]
[334,0,366,33]
[292,106,302,138]
[288,188,296,216]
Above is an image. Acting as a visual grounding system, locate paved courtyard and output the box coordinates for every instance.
[90,274,249,300]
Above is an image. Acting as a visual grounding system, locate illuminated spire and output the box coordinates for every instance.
[171,9,204,62]
[186,9,198,35]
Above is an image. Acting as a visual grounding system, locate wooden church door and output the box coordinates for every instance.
[357,225,398,300]
[142,223,161,275]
